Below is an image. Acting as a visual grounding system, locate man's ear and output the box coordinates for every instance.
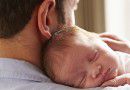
[38,0,55,39]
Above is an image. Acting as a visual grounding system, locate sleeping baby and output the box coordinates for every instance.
[42,26,130,88]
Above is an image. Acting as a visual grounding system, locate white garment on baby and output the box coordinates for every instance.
[115,51,130,73]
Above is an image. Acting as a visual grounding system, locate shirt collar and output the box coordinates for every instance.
[0,58,50,82]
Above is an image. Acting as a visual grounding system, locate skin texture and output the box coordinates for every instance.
[2,0,130,88]
[99,33,130,54]
[99,33,130,87]
[43,26,125,88]
[63,0,79,25]
[101,73,130,87]
[0,0,79,68]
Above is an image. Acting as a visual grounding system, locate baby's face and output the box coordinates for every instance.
[58,28,125,88]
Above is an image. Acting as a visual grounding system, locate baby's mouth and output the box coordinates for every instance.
[102,68,118,83]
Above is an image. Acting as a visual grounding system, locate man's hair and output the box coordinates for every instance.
[56,0,65,24]
[0,0,65,39]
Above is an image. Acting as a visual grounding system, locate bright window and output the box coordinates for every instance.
[105,0,130,40]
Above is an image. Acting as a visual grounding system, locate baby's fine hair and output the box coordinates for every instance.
[42,26,99,83]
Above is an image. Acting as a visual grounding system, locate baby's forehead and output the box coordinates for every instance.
[72,32,98,47]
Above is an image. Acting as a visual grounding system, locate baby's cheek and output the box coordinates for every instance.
[104,54,118,67]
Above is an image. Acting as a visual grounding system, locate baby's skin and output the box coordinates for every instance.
[43,26,130,88]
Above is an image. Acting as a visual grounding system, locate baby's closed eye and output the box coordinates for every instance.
[88,51,99,63]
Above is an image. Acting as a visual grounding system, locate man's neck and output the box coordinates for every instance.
[0,40,42,68]
[0,29,46,68]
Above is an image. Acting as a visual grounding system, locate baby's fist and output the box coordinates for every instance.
[101,73,130,87]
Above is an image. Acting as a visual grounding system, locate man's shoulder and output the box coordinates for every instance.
[0,58,80,90]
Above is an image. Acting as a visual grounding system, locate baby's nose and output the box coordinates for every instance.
[91,65,102,78]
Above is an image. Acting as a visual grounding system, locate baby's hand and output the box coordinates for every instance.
[101,73,130,87]
[99,33,130,54]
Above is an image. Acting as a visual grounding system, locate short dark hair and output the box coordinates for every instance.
[0,0,65,39]
[55,0,65,24]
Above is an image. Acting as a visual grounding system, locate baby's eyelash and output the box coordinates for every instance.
[89,51,99,62]
[79,73,87,87]
[88,58,92,62]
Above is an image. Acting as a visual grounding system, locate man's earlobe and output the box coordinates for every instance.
[38,0,55,39]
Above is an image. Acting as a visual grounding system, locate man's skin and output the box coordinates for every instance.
[0,0,130,87]
[0,0,79,68]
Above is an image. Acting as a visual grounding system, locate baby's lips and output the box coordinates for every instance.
[101,68,118,87]
[100,78,114,87]
[101,68,112,82]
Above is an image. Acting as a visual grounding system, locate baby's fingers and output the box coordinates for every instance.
[99,33,123,41]
[101,37,125,51]
[101,77,127,87]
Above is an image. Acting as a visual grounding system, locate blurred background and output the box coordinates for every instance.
[75,0,130,40]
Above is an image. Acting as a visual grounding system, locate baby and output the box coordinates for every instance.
[42,26,130,88]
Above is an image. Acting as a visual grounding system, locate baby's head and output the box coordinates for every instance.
[42,26,125,88]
